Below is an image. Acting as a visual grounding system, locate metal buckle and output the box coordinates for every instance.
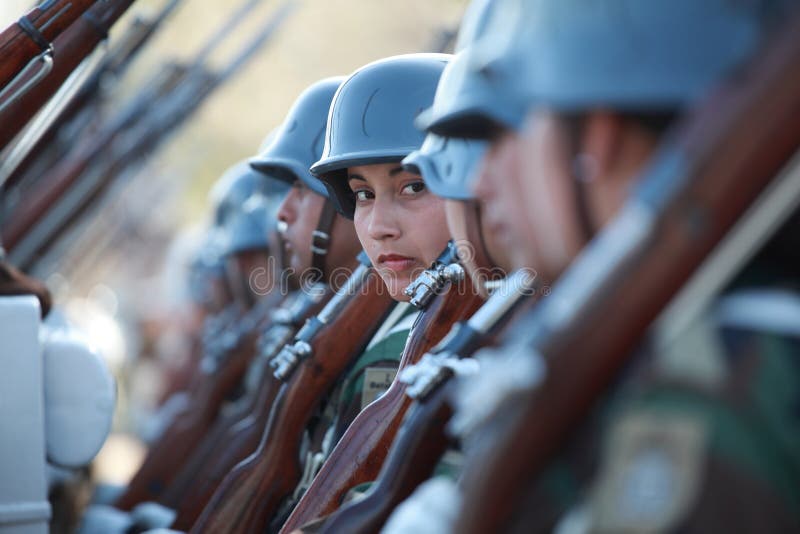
[310,230,330,255]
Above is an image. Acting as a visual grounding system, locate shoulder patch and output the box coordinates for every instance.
[589,411,708,533]
[361,366,398,409]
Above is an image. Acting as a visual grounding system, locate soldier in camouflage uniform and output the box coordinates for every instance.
[386,0,800,532]
[248,77,411,496]
[312,54,453,447]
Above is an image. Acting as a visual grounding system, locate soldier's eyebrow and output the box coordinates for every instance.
[347,173,366,182]
[388,166,405,176]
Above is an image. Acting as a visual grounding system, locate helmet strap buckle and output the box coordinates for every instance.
[310,230,330,255]
[310,200,337,276]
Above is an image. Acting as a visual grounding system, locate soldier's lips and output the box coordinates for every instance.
[377,254,417,273]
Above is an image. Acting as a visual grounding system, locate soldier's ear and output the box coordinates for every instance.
[579,110,624,184]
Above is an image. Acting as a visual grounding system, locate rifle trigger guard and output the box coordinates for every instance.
[0,48,54,115]
[293,451,325,501]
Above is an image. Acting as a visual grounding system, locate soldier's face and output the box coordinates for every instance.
[276,181,362,284]
[277,182,321,277]
[473,111,587,284]
[348,163,451,301]
[444,199,511,297]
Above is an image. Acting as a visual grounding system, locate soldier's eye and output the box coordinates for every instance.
[354,189,373,202]
[400,182,426,196]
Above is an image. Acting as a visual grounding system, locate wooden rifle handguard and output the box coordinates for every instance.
[189,265,394,534]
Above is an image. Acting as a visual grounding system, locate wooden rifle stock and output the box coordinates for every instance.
[115,303,274,510]
[189,264,394,534]
[0,0,137,150]
[281,279,485,532]
[453,13,800,534]
[314,271,537,534]
[321,383,455,534]
[164,289,334,529]
[0,0,99,92]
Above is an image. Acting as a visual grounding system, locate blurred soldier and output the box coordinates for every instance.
[393,0,800,532]
[251,78,362,290]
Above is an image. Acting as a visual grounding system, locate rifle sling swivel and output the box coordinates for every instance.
[17,16,51,53]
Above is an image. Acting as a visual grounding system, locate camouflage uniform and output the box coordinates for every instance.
[310,303,419,459]
[524,238,800,533]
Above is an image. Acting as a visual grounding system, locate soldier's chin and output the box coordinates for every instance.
[378,272,412,302]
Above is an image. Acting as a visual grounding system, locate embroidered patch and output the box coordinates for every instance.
[361,367,398,409]
[589,411,707,533]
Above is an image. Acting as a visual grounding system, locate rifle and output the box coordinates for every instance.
[279,243,485,532]
[0,0,100,93]
[0,0,138,150]
[115,290,283,510]
[189,254,395,534]
[0,0,184,185]
[162,286,334,529]
[2,0,296,270]
[312,270,536,534]
[449,11,800,533]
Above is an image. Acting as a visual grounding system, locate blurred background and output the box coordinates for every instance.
[1,0,465,484]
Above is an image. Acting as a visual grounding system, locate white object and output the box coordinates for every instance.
[381,477,461,534]
[41,326,116,468]
[0,296,51,534]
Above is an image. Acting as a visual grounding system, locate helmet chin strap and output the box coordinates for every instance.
[572,158,597,243]
[310,199,337,279]
[564,116,598,243]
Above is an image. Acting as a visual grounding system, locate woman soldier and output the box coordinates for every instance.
[309,53,452,445]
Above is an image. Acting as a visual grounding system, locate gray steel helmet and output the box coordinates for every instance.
[415,0,517,138]
[221,194,279,256]
[453,0,495,53]
[249,77,345,197]
[434,0,788,139]
[402,134,487,200]
[188,228,228,305]
[190,227,226,279]
[311,53,451,219]
[209,161,266,228]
